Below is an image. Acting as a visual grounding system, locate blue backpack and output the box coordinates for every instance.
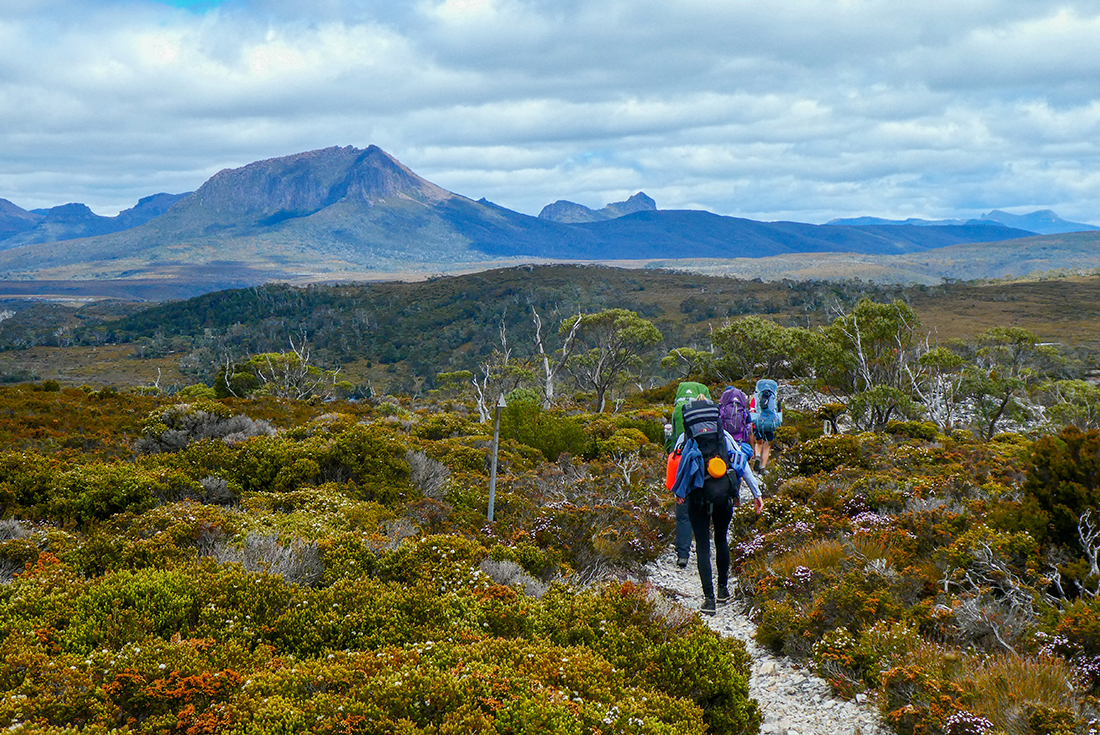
[752,379,782,434]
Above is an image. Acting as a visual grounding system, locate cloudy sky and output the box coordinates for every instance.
[3,0,1100,224]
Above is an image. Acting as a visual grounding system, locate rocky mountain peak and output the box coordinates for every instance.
[184,145,455,225]
[538,192,657,223]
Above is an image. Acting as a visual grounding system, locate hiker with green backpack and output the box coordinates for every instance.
[670,395,763,615]
[664,381,710,568]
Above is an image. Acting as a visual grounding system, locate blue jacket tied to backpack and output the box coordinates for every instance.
[671,431,761,502]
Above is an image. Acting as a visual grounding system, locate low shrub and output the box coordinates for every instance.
[500,402,588,462]
[793,434,865,475]
[136,401,274,454]
[204,532,324,587]
[411,411,477,441]
[886,420,940,441]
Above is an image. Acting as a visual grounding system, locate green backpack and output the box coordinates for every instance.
[665,381,712,453]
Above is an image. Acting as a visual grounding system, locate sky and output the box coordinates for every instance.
[3,0,1100,224]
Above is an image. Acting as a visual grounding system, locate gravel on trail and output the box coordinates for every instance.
[645,548,892,735]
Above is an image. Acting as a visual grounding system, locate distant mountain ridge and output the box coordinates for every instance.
[0,193,188,249]
[0,144,1086,293]
[828,209,1099,235]
[538,192,657,223]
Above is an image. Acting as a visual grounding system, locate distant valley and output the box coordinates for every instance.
[1,144,1099,299]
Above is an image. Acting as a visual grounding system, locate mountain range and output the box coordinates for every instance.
[0,144,1097,296]
[827,210,1100,235]
[0,193,188,246]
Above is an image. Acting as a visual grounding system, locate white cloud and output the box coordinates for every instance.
[1,0,1099,224]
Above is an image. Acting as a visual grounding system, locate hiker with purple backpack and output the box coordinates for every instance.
[718,386,754,459]
[719,385,759,498]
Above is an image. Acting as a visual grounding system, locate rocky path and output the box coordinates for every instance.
[645,550,890,735]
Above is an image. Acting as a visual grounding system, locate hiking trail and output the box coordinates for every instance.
[646,549,891,735]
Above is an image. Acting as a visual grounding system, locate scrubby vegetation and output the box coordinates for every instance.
[2,267,1100,734]
[0,385,765,734]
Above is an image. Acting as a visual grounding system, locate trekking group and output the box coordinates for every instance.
[663,379,783,615]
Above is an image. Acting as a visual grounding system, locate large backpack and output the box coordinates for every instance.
[719,386,750,442]
[751,378,782,434]
[681,398,734,506]
[666,381,712,453]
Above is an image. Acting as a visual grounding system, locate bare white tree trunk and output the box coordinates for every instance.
[473,318,512,422]
[532,306,581,409]
[1080,509,1100,586]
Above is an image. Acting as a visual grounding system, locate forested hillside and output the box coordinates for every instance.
[2,266,1099,397]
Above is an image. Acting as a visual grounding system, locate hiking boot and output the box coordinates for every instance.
[700,597,717,616]
[677,555,689,569]
[717,585,731,605]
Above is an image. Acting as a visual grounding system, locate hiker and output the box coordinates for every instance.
[665,381,712,568]
[670,396,764,616]
[749,378,783,470]
[719,384,756,494]
[719,385,754,457]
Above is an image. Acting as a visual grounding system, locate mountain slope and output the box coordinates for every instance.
[0,198,43,241]
[478,209,1033,259]
[978,209,1100,235]
[0,145,1064,288]
[653,230,1100,285]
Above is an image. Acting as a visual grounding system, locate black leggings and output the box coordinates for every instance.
[688,495,733,599]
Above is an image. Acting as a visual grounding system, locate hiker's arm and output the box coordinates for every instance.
[739,465,762,500]
[740,466,765,515]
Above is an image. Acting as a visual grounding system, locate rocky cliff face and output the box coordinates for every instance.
[177,145,455,228]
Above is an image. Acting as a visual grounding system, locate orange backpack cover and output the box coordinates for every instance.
[665,450,681,490]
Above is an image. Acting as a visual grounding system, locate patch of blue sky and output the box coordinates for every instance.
[156,0,227,9]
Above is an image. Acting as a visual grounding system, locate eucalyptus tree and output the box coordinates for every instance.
[906,343,968,431]
[1042,380,1100,431]
[216,339,348,400]
[711,316,806,381]
[815,298,922,431]
[962,327,1057,438]
[660,347,717,383]
[561,308,663,413]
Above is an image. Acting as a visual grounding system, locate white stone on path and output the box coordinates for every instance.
[645,547,891,735]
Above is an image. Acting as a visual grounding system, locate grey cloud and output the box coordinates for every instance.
[2,0,1100,223]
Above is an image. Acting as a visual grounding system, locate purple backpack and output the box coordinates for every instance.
[719,386,750,442]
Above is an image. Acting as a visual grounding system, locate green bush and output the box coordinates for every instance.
[487,541,561,581]
[793,434,865,475]
[1021,426,1100,547]
[755,599,804,655]
[48,463,181,529]
[885,420,939,441]
[412,411,477,441]
[0,450,58,515]
[500,401,588,461]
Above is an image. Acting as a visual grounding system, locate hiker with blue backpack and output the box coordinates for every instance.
[670,395,763,616]
[749,378,783,470]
